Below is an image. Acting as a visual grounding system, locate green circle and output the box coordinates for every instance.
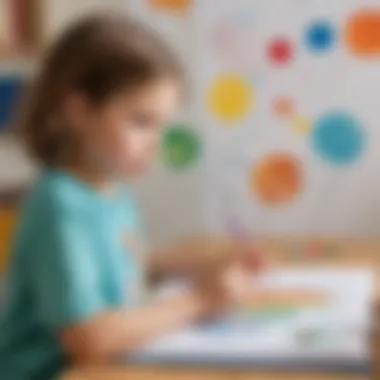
[161,125,201,170]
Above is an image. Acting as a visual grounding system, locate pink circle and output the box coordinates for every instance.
[267,37,294,65]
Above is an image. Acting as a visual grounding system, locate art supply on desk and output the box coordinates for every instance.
[226,215,263,270]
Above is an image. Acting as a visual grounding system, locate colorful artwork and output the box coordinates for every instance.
[207,74,253,123]
[250,153,303,206]
[142,1,378,235]
[267,37,294,65]
[137,270,372,367]
[236,289,327,316]
[304,20,337,53]
[272,96,295,119]
[345,9,380,57]
[202,289,328,334]
[311,112,366,166]
[161,125,201,170]
[292,115,311,135]
[188,1,379,234]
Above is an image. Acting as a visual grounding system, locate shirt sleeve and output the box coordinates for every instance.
[124,188,144,234]
[128,194,148,255]
[32,200,106,330]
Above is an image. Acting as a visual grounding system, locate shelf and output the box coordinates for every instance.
[0,0,44,64]
[0,48,40,63]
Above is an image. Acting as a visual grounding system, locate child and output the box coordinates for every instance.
[0,13,260,380]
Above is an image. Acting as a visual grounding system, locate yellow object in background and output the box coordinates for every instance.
[208,74,253,123]
[0,208,17,273]
[292,115,311,135]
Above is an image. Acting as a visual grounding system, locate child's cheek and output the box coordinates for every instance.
[106,129,130,161]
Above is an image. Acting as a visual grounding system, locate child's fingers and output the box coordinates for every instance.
[239,248,265,273]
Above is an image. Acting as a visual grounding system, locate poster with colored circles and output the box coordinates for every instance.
[194,0,380,236]
[161,125,202,170]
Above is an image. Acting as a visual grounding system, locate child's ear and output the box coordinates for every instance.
[62,92,92,134]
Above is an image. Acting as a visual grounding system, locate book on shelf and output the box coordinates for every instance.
[0,0,13,53]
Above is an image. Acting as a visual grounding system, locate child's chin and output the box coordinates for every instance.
[125,163,151,178]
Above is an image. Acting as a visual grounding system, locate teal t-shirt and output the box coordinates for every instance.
[0,170,145,380]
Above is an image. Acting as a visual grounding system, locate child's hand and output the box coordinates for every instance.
[220,262,253,305]
[196,260,253,313]
[239,245,266,274]
[224,240,266,275]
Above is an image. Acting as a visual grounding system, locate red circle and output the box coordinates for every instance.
[267,38,293,65]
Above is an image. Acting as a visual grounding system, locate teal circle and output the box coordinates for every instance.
[311,112,366,165]
[161,125,201,170]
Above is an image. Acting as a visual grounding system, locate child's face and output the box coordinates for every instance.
[73,79,180,178]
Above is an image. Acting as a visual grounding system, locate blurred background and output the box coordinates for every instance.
[1,0,380,269]
[0,1,379,376]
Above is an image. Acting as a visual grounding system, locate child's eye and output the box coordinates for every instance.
[130,113,155,129]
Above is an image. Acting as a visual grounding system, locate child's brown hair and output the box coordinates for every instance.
[19,13,183,165]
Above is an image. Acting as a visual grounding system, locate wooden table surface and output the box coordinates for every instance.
[62,236,380,380]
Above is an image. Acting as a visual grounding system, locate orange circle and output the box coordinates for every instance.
[345,9,380,57]
[250,153,303,205]
[272,96,295,119]
[148,0,192,15]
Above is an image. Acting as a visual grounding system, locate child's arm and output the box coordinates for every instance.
[33,202,253,366]
[61,260,252,365]
[60,289,212,365]
[30,205,208,365]
[148,240,264,281]
[148,249,220,280]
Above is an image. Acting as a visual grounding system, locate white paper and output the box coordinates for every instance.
[136,269,374,366]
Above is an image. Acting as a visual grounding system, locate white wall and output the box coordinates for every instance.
[127,1,380,241]
[186,0,380,239]
[43,0,124,37]
[126,1,203,248]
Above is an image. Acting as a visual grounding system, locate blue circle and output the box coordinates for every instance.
[311,112,366,165]
[305,20,336,53]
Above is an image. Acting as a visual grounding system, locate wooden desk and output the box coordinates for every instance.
[62,366,373,380]
[62,236,380,380]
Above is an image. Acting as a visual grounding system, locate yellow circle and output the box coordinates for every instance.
[208,74,253,123]
[292,115,311,135]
